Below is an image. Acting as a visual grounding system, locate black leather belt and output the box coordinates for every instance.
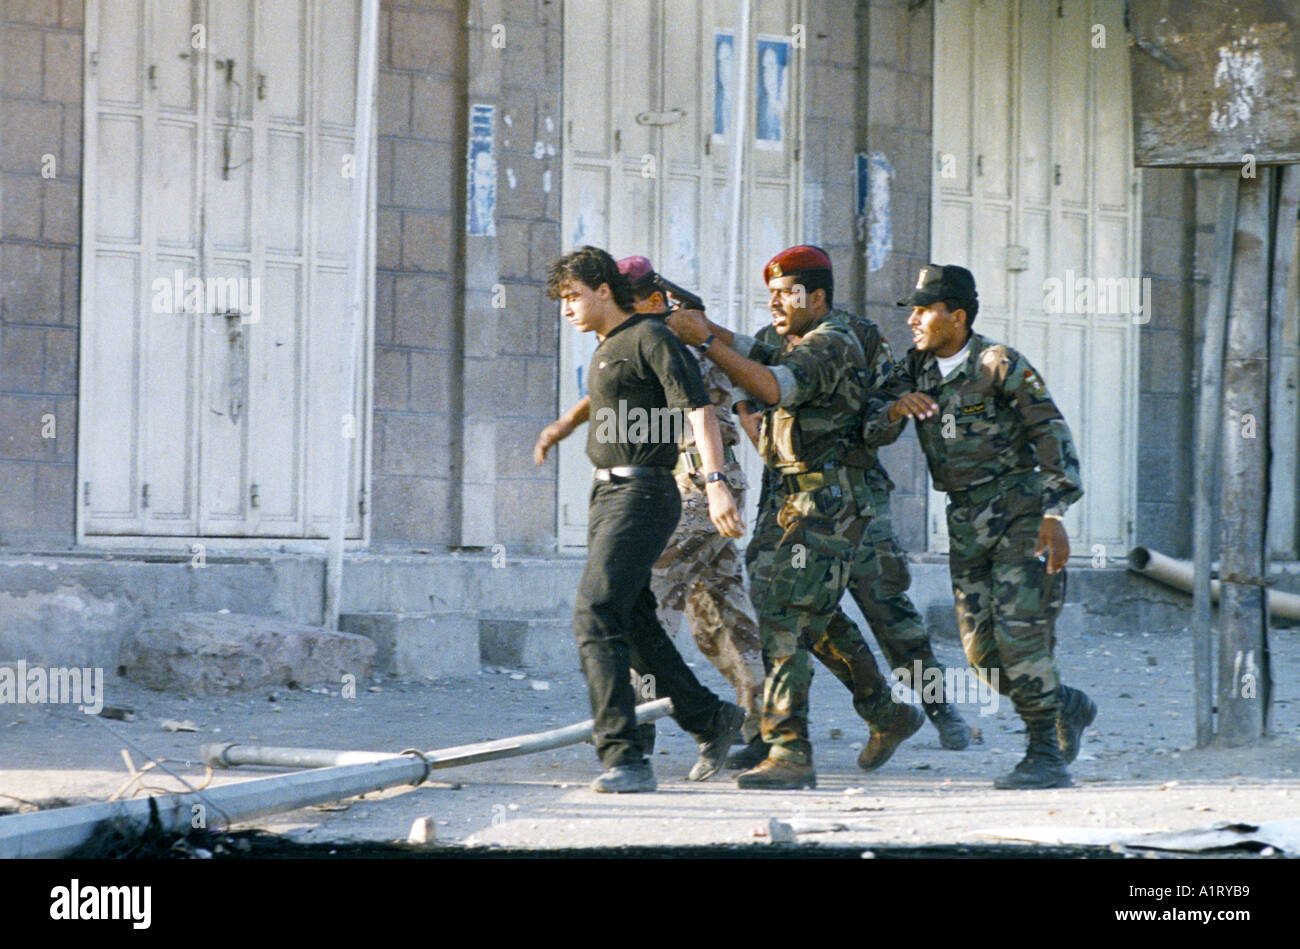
[593,465,674,481]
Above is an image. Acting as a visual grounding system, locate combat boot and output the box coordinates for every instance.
[993,718,1071,789]
[736,757,817,790]
[1056,684,1097,763]
[923,700,972,750]
[688,702,746,781]
[591,761,657,793]
[725,734,770,770]
[858,703,925,771]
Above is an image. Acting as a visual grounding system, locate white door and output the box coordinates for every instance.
[559,0,803,548]
[928,0,1139,557]
[79,0,372,541]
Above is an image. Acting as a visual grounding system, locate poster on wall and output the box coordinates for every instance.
[857,151,894,273]
[467,103,496,236]
[713,30,736,141]
[755,36,789,149]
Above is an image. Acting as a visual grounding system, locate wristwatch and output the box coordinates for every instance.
[704,471,728,485]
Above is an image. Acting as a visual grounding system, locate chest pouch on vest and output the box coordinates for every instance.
[759,408,804,472]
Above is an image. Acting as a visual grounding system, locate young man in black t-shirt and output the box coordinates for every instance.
[539,246,745,793]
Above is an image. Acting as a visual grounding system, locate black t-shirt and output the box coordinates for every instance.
[585,313,710,468]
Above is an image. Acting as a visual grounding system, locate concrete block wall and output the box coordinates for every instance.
[372,0,468,548]
[0,0,83,548]
[801,0,861,306]
[858,0,934,553]
[797,0,932,553]
[454,0,561,554]
[1136,167,1199,559]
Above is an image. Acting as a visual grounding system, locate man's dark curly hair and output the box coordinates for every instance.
[944,297,979,328]
[546,245,635,312]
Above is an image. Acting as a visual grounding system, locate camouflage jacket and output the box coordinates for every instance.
[900,332,1083,516]
[751,308,906,475]
[734,311,869,474]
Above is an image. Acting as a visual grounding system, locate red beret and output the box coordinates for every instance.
[616,255,656,285]
[763,245,832,284]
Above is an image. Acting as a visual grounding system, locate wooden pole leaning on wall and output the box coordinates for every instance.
[1192,171,1238,748]
[1217,169,1272,747]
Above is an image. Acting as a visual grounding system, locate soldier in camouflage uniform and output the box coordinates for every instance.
[734,284,972,763]
[888,264,1098,789]
[536,257,765,754]
[666,246,924,789]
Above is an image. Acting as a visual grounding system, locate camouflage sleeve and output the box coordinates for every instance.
[861,332,908,448]
[771,327,853,408]
[730,327,779,408]
[999,351,1083,516]
[702,359,740,447]
[732,332,780,366]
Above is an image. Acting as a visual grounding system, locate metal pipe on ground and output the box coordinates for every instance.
[203,697,675,771]
[1128,547,1300,621]
[0,699,674,859]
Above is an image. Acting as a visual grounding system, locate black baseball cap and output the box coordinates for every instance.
[896,263,978,307]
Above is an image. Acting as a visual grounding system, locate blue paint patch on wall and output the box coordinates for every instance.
[467,104,496,237]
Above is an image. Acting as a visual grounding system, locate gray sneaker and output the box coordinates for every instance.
[591,762,657,793]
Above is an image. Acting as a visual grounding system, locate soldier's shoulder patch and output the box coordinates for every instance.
[980,345,1009,368]
[1022,367,1046,395]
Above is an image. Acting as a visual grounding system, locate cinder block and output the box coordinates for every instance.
[392,139,452,211]
[1,173,41,240]
[32,462,72,532]
[393,273,448,347]
[340,611,479,678]
[0,244,61,324]
[0,101,62,174]
[377,70,411,137]
[479,615,576,671]
[5,0,60,26]
[411,75,458,141]
[409,349,455,411]
[42,32,81,103]
[2,27,43,98]
[1,326,45,393]
[370,474,452,547]
[374,348,410,411]
[401,210,452,273]
[376,208,402,270]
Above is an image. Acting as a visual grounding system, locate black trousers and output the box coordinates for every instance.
[574,473,722,768]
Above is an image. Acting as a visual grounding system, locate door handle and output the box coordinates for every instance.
[223,310,246,423]
[635,107,686,127]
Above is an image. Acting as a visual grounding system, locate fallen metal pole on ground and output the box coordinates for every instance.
[0,699,674,859]
[202,697,675,771]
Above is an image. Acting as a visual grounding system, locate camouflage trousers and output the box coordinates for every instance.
[946,472,1065,723]
[746,467,894,765]
[649,473,764,742]
[828,472,950,698]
